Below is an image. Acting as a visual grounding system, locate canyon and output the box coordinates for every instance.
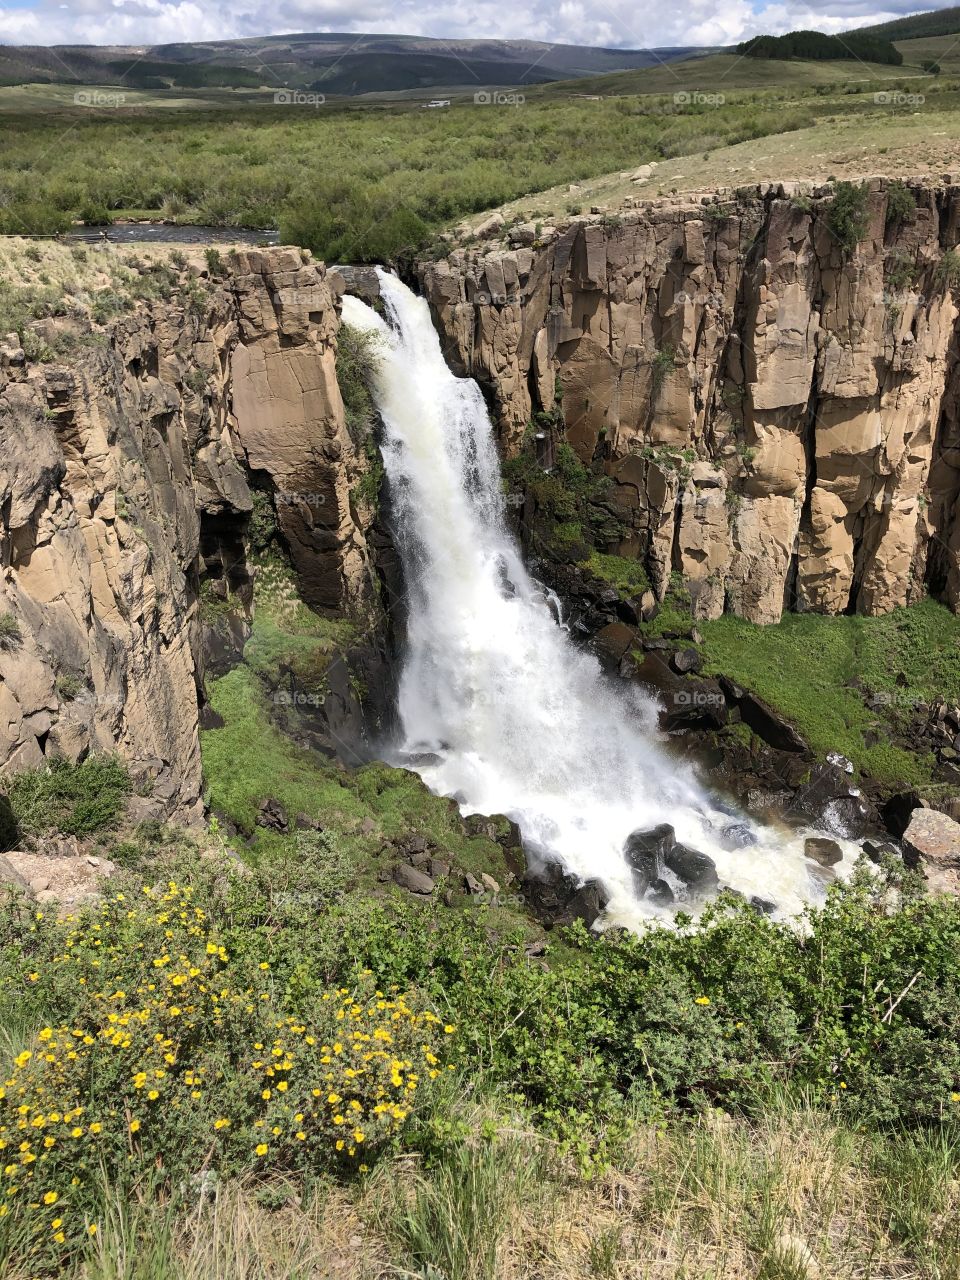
[419,178,960,624]
[3,182,960,844]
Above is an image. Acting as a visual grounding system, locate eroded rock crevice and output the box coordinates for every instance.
[0,248,389,817]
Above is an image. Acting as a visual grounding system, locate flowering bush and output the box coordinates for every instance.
[0,882,453,1268]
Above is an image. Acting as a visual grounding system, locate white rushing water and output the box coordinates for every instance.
[342,270,854,927]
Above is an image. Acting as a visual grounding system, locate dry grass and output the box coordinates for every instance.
[8,1100,951,1280]
[455,106,960,237]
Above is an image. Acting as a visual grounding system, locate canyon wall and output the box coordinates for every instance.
[419,180,960,623]
[0,248,377,817]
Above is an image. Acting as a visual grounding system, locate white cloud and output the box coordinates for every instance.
[0,0,940,50]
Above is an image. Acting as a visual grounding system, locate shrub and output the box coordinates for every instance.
[3,755,130,838]
[826,181,870,259]
[204,248,224,278]
[336,323,382,445]
[886,180,917,226]
[0,880,453,1268]
[76,202,113,227]
[936,249,960,291]
[650,345,676,399]
[0,613,21,650]
[248,489,278,554]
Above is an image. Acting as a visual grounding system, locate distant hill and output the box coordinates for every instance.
[0,34,703,95]
[854,5,960,41]
[736,29,903,65]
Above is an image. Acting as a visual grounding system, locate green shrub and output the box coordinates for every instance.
[76,202,113,226]
[885,180,916,226]
[0,878,452,1267]
[248,489,278,554]
[650,345,676,400]
[0,613,21,650]
[336,323,382,444]
[204,247,224,277]
[936,249,960,291]
[826,181,869,259]
[3,755,131,838]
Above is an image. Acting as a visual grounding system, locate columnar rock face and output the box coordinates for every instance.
[0,248,376,817]
[419,180,960,624]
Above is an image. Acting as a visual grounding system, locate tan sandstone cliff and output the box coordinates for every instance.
[419,179,960,624]
[0,246,376,818]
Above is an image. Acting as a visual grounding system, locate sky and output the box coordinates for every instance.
[0,0,944,49]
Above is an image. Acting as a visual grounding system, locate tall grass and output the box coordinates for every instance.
[2,1102,951,1278]
[0,89,843,261]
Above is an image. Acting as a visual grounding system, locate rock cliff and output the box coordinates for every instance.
[418,179,960,624]
[0,246,379,819]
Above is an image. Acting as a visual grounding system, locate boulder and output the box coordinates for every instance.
[594,621,637,663]
[522,861,609,928]
[648,878,675,907]
[719,822,758,850]
[623,823,675,894]
[623,823,718,898]
[804,837,843,868]
[664,843,719,895]
[393,864,435,896]
[257,797,289,833]
[903,807,960,894]
[861,838,900,865]
[0,854,32,896]
[295,812,323,831]
[720,681,806,752]
[670,648,703,675]
[631,654,727,730]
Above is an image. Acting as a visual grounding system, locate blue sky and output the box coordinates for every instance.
[0,0,941,49]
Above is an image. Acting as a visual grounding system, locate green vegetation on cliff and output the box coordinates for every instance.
[698,598,960,785]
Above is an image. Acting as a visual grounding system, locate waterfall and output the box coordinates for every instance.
[341,270,852,926]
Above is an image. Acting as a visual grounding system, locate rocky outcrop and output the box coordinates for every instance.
[0,247,379,818]
[903,806,960,894]
[419,179,960,624]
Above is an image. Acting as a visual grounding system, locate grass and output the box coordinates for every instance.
[1,755,131,844]
[0,1097,957,1279]
[0,74,956,260]
[579,551,650,599]
[200,557,511,888]
[697,598,960,784]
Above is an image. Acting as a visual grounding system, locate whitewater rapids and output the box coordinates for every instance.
[341,270,854,927]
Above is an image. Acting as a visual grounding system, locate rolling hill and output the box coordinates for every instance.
[0,34,704,95]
